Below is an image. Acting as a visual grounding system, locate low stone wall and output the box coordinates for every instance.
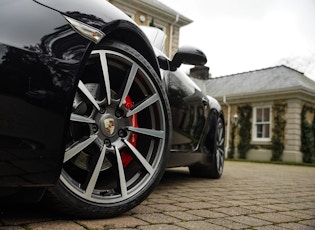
[234,149,303,162]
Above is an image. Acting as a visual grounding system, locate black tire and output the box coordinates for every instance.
[46,41,171,218]
[189,114,224,179]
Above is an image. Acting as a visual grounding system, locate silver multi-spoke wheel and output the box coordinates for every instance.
[48,42,171,218]
[215,117,225,175]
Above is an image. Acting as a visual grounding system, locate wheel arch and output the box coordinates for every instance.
[202,96,225,157]
[98,22,161,78]
[206,109,219,152]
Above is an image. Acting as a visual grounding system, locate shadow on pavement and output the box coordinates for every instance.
[0,167,193,220]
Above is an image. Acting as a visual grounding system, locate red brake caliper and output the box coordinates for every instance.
[121,95,138,167]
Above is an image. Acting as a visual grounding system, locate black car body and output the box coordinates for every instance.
[142,26,225,176]
[0,0,224,218]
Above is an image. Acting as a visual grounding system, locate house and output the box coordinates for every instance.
[109,1,315,163]
[192,65,315,163]
[108,0,192,57]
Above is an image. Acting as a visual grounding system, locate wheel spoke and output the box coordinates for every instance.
[218,136,224,146]
[217,123,224,170]
[126,93,159,117]
[119,64,138,107]
[217,149,224,170]
[70,113,95,124]
[64,135,97,163]
[84,146,107,198]
[217,124,224,146]
[78,80,100,111]
[124,140,154,174]
[127,127,165,139]
[217,147,224,157]
[114,146,128,198]
[92,50,111,105]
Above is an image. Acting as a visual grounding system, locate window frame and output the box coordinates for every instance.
[252,106,272,142]
[147,21,166,33]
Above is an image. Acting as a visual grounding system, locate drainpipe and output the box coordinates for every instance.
[169,14,179,57]
[223,96,230,158]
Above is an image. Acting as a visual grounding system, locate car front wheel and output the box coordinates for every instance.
[47,41,171,218]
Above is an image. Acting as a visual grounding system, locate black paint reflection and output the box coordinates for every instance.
[167,71,206,151]
[0,23,89,110]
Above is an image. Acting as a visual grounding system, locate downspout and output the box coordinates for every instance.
[223,96,230,158]
[169,14,179,57]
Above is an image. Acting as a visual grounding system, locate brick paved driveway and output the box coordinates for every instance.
[1,161,315,229]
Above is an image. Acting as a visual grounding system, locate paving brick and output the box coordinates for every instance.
[164,211,203,221]
[227,215,272,227]
[278,222,315,230]
[148,204,186,212]
[225,200,252,207]
[130,205,159,214]
[138,224,185,230]
[133,213,179,224]
[147,198,176,204]
[242,205,275,214]
[176,220,229,230]
[295,209,315,217]
[213,206,256,216]
[175,201,220,209]
[254,225,288,230]
[250,212,302,223]
[169,196,196,203]
[279,210,314,219]
[78,215,148,229]
[298,219,315,227]
[207,218,249,229]
[28,220,85,230]
[275,202,314,211]
[260,204,292,212]
[188,210,228,219]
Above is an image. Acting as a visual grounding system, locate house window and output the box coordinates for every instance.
[253,107,271,141]
[148,19,166,32]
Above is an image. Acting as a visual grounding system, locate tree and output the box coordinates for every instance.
[278,53,315,81]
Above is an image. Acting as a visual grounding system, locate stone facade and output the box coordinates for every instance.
[192,66,315,163]
[108,0,192,58]
[284,99,302,162]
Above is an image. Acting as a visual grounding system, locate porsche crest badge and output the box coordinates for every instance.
[104,118,115,135]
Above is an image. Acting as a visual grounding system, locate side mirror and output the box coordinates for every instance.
[170,46,207,71]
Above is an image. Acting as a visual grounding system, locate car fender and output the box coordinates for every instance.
[0,0,159,187]
[207,95,222,114]
[34,0,160,76]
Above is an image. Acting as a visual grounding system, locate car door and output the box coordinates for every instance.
[166,70,207,151]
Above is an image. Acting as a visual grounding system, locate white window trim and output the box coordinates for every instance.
[147,21,166,33]
[252,106,272,142]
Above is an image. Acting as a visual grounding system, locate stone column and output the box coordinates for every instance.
[284,99,302,162]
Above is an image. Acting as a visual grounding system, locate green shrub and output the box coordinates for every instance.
[301,106,315,163]
[271,104,287,161]
[237,105,252,159]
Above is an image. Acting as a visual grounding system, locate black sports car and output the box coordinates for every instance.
[0,0,224,218]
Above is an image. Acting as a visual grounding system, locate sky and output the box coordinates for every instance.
[159,0,315,80]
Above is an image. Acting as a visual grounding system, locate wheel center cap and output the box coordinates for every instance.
[100,116,117,137]
[104,118,115,135]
